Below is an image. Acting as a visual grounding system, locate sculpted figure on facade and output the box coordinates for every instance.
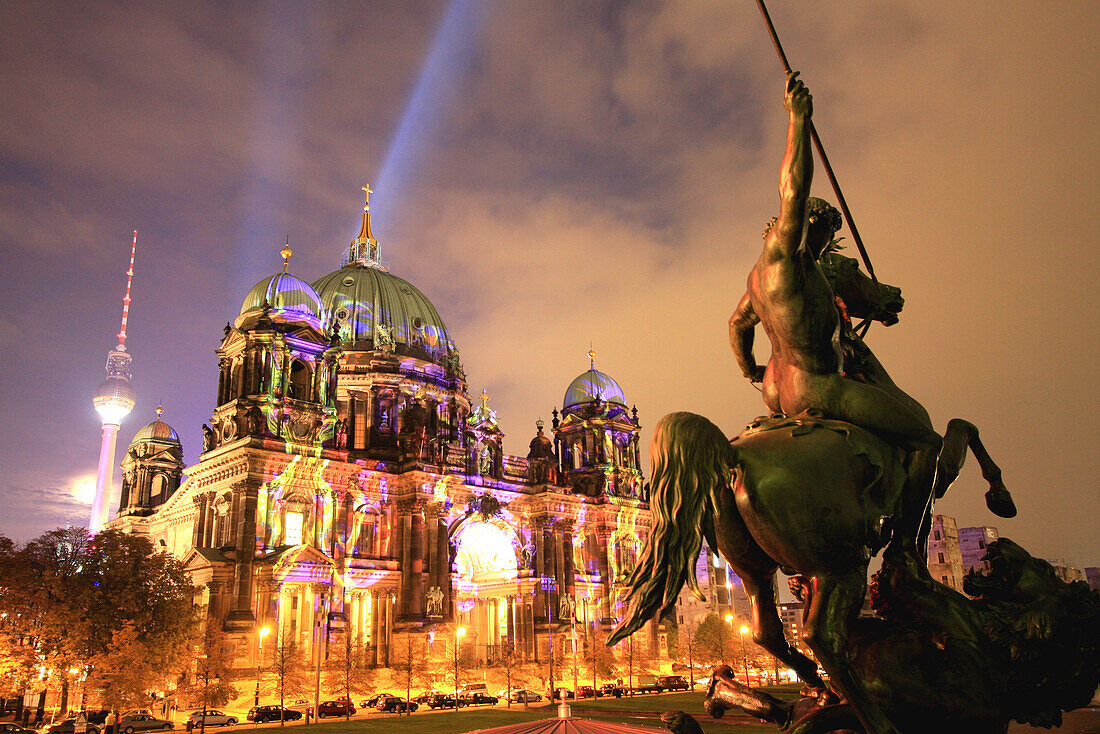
[425,585,445,617]
[557,592,575,621]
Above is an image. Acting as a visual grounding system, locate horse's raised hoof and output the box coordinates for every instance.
[660,711,706,734]
[703,697,728,720]
[985,485,1017,518]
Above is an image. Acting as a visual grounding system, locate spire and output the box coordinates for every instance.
[155,404,164,421]
[116,230,137,350]
[587,346,596,370]
[345,184,382,268]
[281,237,293,273]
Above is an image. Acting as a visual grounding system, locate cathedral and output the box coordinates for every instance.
[109,191,665,671]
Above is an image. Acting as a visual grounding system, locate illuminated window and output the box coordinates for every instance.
[285,511,304,546]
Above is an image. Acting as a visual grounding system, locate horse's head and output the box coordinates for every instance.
[821,252,904,326]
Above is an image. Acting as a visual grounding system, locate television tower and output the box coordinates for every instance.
[90,231,139,532]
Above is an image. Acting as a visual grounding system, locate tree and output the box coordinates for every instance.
[586,626,618,690]
[492,643,520,708]
[693,613,736,665]
[673,619,700,691]
[390,633,431,715]
[175,626,239,718]
[266,631,308,724]
[85,624,158,713]
[0,528,196,719]
[323,633,374,719]
[0,528,88,718]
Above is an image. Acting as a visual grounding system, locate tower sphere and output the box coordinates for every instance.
[93,374,136,425]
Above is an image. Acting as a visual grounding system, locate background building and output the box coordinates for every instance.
[927,515,965,591]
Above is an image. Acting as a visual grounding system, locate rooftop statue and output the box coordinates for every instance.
[609,73,1097,733]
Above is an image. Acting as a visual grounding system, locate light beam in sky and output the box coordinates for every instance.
[373,0,488,225]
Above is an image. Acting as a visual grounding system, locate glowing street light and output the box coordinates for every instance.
[453,627,466,712]
[254,626,271,706]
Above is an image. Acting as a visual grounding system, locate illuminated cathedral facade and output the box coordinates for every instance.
[109,192,665,670]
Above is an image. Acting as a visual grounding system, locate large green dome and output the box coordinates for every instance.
[312,263,456,360]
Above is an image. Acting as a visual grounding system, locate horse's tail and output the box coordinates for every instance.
[608,412,735,645]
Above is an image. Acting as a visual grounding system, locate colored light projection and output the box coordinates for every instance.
[454,519,519,584]
[259,453,334,555]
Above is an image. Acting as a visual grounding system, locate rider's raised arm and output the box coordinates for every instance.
[730,291,765,382]
[765,72,814,263]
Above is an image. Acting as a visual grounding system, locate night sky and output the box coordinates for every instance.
[1,2,1096,568]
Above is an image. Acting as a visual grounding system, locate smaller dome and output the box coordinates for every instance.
[129,416,181,446]
[563,367,627,411]
[239,271,324,330]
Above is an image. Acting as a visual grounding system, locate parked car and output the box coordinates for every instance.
[47,720,100,734]
[411,690,444,705]
[0,724,36,734]
[316,701,355,718]
[118,714,173,733]
[462,693,499,705]
[506,689,542,703]
[599,684,624,698]
[426,695,466,710]
[657,675,690,691]
[361,694,394,709]
[550,688,574,700]
[376,697,417,714]
[576,686,602,699]
[184,711,237,727]
[245,706,301,724]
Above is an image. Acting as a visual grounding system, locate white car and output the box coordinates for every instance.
[184,711,237,728]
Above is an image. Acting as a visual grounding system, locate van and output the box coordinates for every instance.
[459,683,487,696]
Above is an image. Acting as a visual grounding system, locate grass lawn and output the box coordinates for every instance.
[227,686,803,734]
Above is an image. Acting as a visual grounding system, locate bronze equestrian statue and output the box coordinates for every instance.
[608,73,1098,733]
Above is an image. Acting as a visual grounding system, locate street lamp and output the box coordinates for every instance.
[254,626,270,707]
[454,627,466,712]
[739,625,750,685]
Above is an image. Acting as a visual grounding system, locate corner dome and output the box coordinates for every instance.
[312,264,456,361]
[129,415,181,447]
[238,271,324,331]
[563,365,627,411]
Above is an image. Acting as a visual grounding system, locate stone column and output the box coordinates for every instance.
[596,528,613,622]
[396,500,425,620]
[192,493,208,548]
[225,481,259,630]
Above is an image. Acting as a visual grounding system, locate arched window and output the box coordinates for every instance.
[151,474,167,503]
[288,360,312,401]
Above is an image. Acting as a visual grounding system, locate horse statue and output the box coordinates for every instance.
[608,410,1051,734]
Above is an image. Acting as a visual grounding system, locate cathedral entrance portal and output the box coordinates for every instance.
[452,517,522,665]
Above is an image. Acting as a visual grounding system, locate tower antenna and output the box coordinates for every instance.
[117,230,137,349]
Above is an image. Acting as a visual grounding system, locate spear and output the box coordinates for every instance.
[755,0,879,285]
